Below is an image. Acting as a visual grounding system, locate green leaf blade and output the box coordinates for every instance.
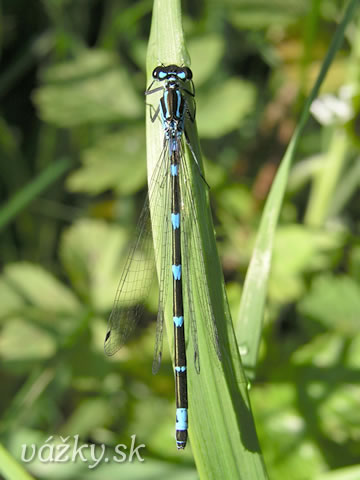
[146,1,268,478]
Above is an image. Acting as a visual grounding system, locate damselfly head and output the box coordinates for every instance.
[152,65,193,82]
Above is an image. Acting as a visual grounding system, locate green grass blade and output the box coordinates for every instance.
[304,129,348,227]
[0,31,54,98]
[328,154,360,218]
[146,1,268,478]
[316,464,360,480]
[0,443,35,480]
[0,156,72,231]
[235,0,359,374]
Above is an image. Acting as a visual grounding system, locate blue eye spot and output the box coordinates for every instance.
[178,72,186,80]
[158,71,167,79]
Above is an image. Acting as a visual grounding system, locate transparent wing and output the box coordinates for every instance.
[104,141,172,361]
[152,159,173,373]
[182,222,200,374]
[180,143,222,366]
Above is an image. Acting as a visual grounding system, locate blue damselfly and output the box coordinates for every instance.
[105,65,220,449]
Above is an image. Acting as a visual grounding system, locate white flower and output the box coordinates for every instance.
[310,85,355,125]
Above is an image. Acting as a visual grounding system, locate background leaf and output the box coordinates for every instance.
[67,128,146,195]
[197,78,256,137]
[33,50,143,127]
[60,219,127,310]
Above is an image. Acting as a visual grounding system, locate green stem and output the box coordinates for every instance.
[0,31,54,98]
[0,443,35,480]
[328,156,360,218]
[0,157,72,231]
[305,129,348,227]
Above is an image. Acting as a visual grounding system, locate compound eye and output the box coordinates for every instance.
[183,67,193,80]
[153,66,167,79]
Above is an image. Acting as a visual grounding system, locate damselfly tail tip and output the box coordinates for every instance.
[176,413,187,450]
[176,432,187,450]
[176,443,186,450]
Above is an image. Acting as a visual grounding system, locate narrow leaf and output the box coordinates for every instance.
[236,0,359,373]
[146,0,268,478]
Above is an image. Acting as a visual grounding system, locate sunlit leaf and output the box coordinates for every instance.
[0,318,56,361]
[33,50,143,127]
[60,219,128,311]
[317,465,360,480]
[226,0,309,29]
[292,333,345,367]
[298,275,360,333]
[318,383,360,444]
[67,128,146,195]
[189,34,225,86]
[269,225,344,302]
[4,263,80,313]
[0,277,25,319]
[197,78,256,137]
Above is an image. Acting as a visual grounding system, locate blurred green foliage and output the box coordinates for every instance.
[0,0,360,479]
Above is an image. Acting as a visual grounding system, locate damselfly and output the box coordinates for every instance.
[104,65,220,449]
